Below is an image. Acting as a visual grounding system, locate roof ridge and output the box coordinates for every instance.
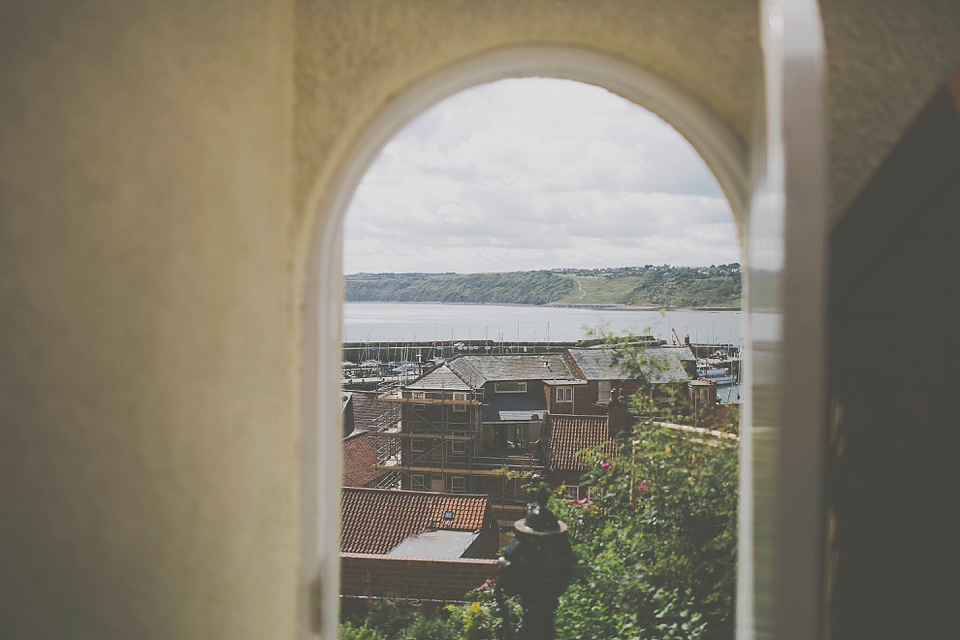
[342,487,489,499]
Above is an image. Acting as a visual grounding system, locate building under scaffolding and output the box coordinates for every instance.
[372,362,546,526]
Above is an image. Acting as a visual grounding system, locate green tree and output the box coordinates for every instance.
[550,337,739,640]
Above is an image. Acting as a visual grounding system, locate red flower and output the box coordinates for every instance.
[637,481,648,491]
[600,462,611,471]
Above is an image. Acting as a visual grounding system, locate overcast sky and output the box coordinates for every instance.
[344,78,740,275]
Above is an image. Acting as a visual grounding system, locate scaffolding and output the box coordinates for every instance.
[372,386,542,525]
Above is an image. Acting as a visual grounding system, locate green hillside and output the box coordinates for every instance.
[345,265,741,309]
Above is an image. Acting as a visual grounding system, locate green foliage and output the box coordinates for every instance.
[344,271,575,305]
[550,336,739,640]
[445,583,521,640]
[340,599,457,640]
[344,265,741,308]
[339,620,387,640]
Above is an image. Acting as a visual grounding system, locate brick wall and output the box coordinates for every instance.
[341,554,497,601]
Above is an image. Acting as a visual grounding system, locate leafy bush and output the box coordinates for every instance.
[550,336,738,639]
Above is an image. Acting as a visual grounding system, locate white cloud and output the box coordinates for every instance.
[344,78,739,274]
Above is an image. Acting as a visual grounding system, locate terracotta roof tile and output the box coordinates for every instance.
[340,488,491,555]
[350,390,399,431]
[545,415,618,472]
[342,431,379,488]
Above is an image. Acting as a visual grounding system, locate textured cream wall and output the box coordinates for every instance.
[2,1,958,639]
[0,1,298,639]
[822,0,960,219]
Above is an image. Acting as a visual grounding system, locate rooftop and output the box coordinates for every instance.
[387,530,481,559]
[545,415,619,472]
[342,431,379,488]
[404,364,474,391]
[350,389,400,430]
[566,346,692,383]
[340,488,491,555]
[449,354,576,387]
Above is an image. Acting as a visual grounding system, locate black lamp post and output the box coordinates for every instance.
[496,488,577,640]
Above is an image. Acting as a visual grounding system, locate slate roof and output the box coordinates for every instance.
[545,415,619,472]
[566,347,691,384]
[405,364,473,391]
[349,390,399,430]
[387,530,480,559]
[448,354,576,387]
[342,431,379,488]
[340,488,491,555]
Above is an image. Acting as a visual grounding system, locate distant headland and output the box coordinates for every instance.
[344,264,741,310]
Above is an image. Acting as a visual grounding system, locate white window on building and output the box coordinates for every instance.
[412,391,426,400]
[598,381,612,404]
[563,485,580,501]
[451,476,466,493]
[495,382,527,393]
[556,387,573,403]
[453,392,469,402]
[411,474,426,490]
[411,439,425,453]
[451,440,467,455]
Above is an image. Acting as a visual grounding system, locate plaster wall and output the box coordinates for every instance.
[0,2,298,639]
[2,1,959,639]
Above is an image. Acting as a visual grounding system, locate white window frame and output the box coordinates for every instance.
[411,474,426,490]
[451,476,466,493]
[556,387,573,403]
[303,33,828,640]
[453,392,469,402]
[411,391,425,400]
[563,485,580,501]
[451,440,467,455]
[495,382,527,393]
[410,439,425,453]
[597,381,612,404]
[452,404,466,413]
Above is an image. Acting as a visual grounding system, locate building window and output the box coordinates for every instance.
[495,382,527,393]
[453,404,466,412]
[556,387,573,403]
[452,440,467,455]
[411,439,425,453]
[598,381,612,404]
[411,474,426,490]
[451,476,466,493]
[563,485,580,501]
[453,392,469,402]
[413,403,426,411]
[412,391,425,400]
